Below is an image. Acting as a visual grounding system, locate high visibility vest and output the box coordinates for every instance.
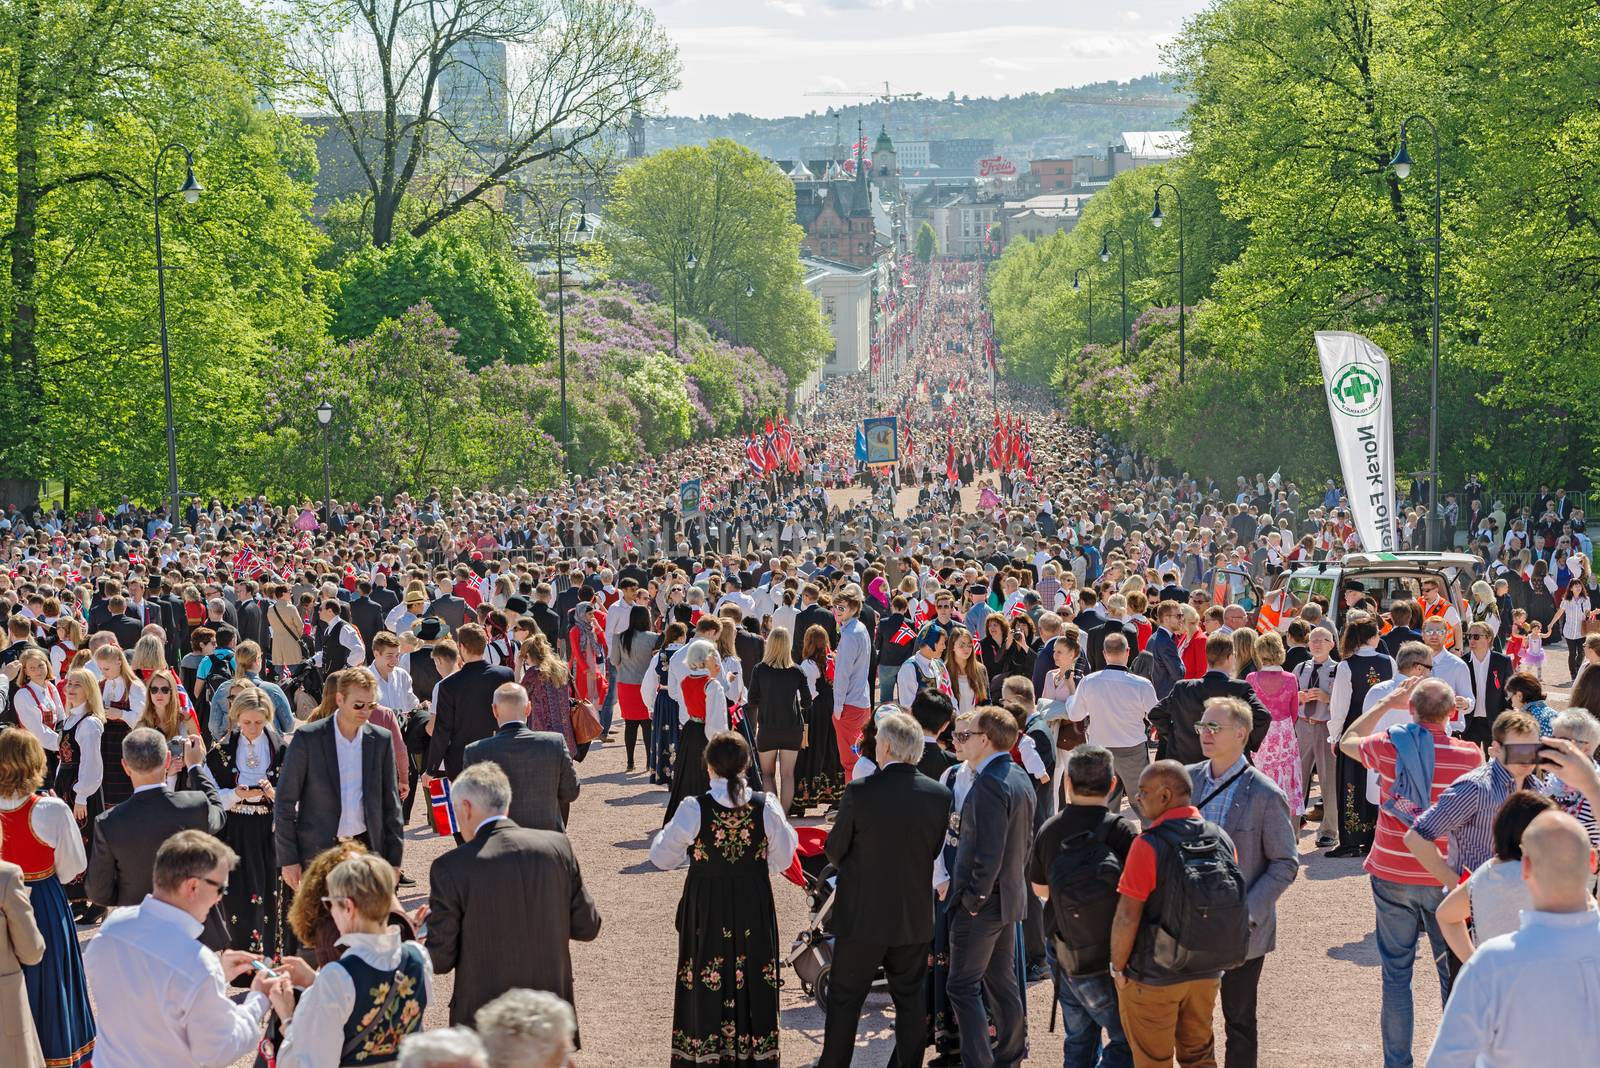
[1257,587,1292,633]
[1420,595,1461,646]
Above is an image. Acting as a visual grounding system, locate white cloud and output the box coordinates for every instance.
[982,56,1027,71]
[766,0,806,14]
[1123,9,1143,22]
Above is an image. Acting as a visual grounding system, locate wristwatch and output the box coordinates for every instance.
[1109,965,1126,981]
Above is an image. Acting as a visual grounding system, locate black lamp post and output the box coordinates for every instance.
[1390,115,1442,551]
[545,196,587,473]
[152,142,202,531]
[1072,267,1093,345]
[1150,183,1186,384]
[673,251,697,354]
[1099,230,1128,357]
[731,276,756,347]
[315,399,333,525]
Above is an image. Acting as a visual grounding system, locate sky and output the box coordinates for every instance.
[637,0,1211,118]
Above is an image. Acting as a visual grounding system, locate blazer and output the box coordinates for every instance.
[1185,762,1299,958]
[273,715,404,869]
[949,754,1036,922]
[348,595,386,650]
[426,660,516,779]
[790,604,838,661]
[1146,627,1185,700]
[918,739,958,781]
[825,763,953,946]
[0,861,45,1068]
[463,723,580,832]
[1150,671,1272,764]
[1465,651,1513,725]
[1085,619,1140,673]
[426,818,601,1028]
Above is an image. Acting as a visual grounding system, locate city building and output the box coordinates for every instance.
[802,256,875,379]
[1029,158,1074,193]
[931,138,997,178]
[896,140,931,170]
[999,193,1088,247]
[438,36,509,147]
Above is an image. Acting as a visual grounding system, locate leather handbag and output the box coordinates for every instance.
[571,697,603,746]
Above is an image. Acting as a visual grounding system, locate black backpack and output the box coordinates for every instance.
[1145,820,1250,976]
[1047,815,1125,976]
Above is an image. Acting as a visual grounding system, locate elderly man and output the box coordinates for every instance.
[1068,632,1158,823]
[1188,697,1299,1068]
[462,682,579,832]
[475,990,576,1068]
[397,1028,488,1068]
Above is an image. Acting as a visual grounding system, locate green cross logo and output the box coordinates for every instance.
[1330,364,1383,417]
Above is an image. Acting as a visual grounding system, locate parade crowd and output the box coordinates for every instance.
[0,259,1594,1068]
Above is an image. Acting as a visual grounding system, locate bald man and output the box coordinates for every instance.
[1426,809,1600,1067]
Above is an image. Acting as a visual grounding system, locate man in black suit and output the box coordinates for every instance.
[232,579,267,650]
[528,583,561,648]
[103,594,145,650]
[369,571,400,615]
[1158,570,1189,605]
[426,576,470,634]
[790,582,837,661]
[427,761,601,1029]
[348,578,386,651]
[1149,631,1272,763]
[946,707,1037,1068]
[274,666,404,891]
[819,712,953,1068]
[463,682,579,831]
[86,727,227,943]
[911,688,958,780]
[426,624,515,789]
[1085,599,1140,674]
[1461,620,1513,753]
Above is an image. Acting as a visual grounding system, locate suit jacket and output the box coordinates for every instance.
[426,819,601,1028]
[85,770,229,948]
[0,862,45,1068]
[826,763,952,945]
[1085,619,1140,673]
[273,716,404,869]
[1147,627,1185,700]
[106,612,145,651]
[348,595,386,650]
[1150,671,1272,764]
[950,754,1036,922]
[790,603,838,661]
[426,594,469,633]
[235,597,267,651]
[463,723,580,831]
[1465,651,1513,726]
[918,739,957,781]
[1186,762,1299,958]
[426,660,515,778]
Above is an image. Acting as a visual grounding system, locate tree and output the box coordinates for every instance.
[287,0,680,248]
[915,221,937,262]
[331,228,552,368]
[602,138,830,385]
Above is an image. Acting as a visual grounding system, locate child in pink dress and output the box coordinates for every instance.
[1246,632,1304,817]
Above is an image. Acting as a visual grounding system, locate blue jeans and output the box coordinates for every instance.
[599,661,619,731]
[1047,941,1131,1068]
[1370,876,1451,1068]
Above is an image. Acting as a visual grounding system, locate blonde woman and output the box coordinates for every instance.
[7,649,61,751]
[205,685,286,957]
[94,644,145,726]
[50,618,85,682]
[943,626,989,713]
[520,632,576,756]
[1468,579,1500,640]
[662,639,729,823]
[54,669,105,915]
[1231,626,1260,678]
[745,628,809,814]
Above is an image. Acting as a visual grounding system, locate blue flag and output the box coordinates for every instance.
[854,422,868,463]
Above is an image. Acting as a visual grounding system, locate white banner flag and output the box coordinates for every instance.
[1315,331,1396,552]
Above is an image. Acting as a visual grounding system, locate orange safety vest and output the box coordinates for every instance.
[1420,594,1459,645]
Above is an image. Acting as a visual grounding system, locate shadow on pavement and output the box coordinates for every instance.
[1328,931,1378,965]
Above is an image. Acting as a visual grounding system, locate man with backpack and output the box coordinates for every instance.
[1029,744,1139,1068]
[1187,697,1299,1068]
[1109,760,1251,1068]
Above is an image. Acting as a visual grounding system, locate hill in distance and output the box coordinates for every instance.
[645,75,1188,161]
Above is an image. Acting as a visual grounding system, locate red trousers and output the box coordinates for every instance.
[835,703,871,775]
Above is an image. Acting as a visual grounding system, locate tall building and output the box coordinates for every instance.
[438,36,509,147]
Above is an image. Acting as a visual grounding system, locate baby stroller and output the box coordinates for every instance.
[783,826,887,1010]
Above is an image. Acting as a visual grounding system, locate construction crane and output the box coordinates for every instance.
[804,81,925,138]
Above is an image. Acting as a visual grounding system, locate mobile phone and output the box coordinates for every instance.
[169,738,187,762]
[1501,742,1542,765]
[249,959,277,980]
[1537,744,1566,769]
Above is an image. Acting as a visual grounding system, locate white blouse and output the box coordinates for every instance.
[58,707,105,804]
[10,681,62,750]
[649,776,798,875]
[0,793,86,882]
[101,676,147,724]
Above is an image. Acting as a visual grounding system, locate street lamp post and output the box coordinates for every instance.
[1150,183,1186,384]
[544,196,587,473]
[1099,231,1128,357]
[1072,268,1093,345]
[315,399,333,526]
[152,142,202,532]
[673,251,697,355]
[1390,115,1443,551]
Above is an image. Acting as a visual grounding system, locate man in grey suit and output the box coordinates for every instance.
[1187,695,1299,1068]
[274,667,405,891]
[463,682,579,832]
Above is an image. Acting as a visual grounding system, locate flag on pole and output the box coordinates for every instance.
[854,422,868,464]
[762,419,780,473]
[946,438,958,485]
[745,432,765,475]
[775,418,796,469]
[233,547,268,581]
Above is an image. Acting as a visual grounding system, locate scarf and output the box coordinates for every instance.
[1381,722,1436,828]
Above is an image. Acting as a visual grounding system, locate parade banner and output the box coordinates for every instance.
[861,417,899,465]
[1315,331,1396,551]
[677,478,703,514]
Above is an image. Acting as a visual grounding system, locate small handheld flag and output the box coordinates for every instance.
[891,621,917,646]
[428,776,459,837]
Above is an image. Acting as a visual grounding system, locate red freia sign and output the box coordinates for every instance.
[979,155,1017,177]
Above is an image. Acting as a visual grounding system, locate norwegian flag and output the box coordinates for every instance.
[902,422,914,458]
[891,620,917,646]
[232,547,268,581]
[775,418,796,469]
[428,776,459,837]
[946,437,958,485]
[762,419,781,473]
[1009,600,1028,618]
[622,536,636,554]
[786,439,805,475]
[1016,419,1035,480]
[744,432,766,475]
[988,413,1007,470]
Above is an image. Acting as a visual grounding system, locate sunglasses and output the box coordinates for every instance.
[150,685,172,694]
[201,876,228,895]
[1196,721,1231,734]
[951,730,979,742]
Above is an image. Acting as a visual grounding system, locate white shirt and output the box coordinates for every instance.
[219,732,274,809]
[10,680,62,750]
[374,665,417,717]
[58,707,105,804]
[1067,665,1158,749]
[1326,647,1396,741]
[333,723,366,837]
[274,929,434,1068]
[0,793,85,882]
[1425,908,1600,1068]
[897,653,951,708]
[649,775,798,875]
[101,676,148,724]
[1430,648,1476,729]
[83,896,271,1068]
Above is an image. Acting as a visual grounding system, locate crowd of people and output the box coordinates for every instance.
[0,257,1593,1068]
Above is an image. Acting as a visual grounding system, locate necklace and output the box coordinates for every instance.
[244,738,261,770]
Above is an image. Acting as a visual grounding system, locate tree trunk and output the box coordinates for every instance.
[7,0,45,503]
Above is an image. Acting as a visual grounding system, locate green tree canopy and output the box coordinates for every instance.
[915,221,937,262]
[602,138,829,385]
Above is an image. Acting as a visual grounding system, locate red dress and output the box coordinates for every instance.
[568,624,608,706]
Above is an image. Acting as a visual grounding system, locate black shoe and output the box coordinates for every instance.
[928,1054,962,1067]
[75,904,106,925]
[1026,961,1050,983]
[627,761,636,772]
[1316,834,1337,849]
[397,871,416,887]
[1327,843,1363,858]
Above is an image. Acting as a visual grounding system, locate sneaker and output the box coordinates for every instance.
[397,871,417,887]
[1026,961,1050,983]
[1316,834,1337,849]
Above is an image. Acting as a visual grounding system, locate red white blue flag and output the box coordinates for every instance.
[428,777,458,837]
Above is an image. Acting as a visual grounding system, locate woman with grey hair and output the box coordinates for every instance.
[396,1027,487,1068]
[474,989,576,1068]
[1539,710,1600,848]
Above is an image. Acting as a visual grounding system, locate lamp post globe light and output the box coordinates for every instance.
[316,399,333,526]
[1149,183,1186,385]
[543,196,587,475]
[152,142,202,532]
[673,251,698,355]
[1099,231,1128,358]
[1389,114,1442,550]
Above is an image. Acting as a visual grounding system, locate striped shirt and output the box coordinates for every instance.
[1411,760,1516,875]
[1192,755,1251,826]
[1358,725,1484,885]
